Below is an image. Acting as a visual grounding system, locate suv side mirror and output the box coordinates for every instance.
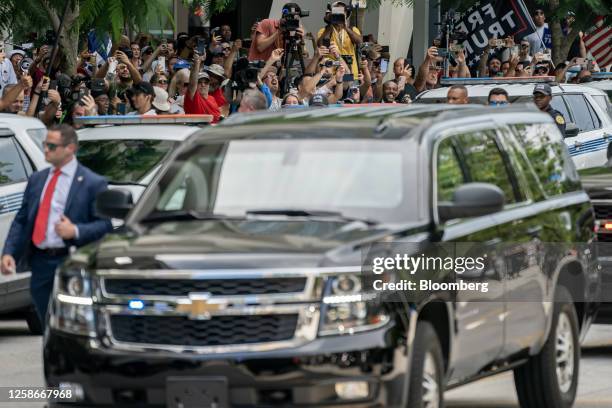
[96,189,134,220]
[565,122,580,138]
[438,183,505,223]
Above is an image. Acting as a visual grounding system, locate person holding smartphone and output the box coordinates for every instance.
[317,1,362,77]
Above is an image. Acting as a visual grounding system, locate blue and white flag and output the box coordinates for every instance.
[87,29,112,61]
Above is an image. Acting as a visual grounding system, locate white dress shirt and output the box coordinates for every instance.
[37,157,79,249]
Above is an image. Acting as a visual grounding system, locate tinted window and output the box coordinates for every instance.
[585,99,602,129]
[550,95,572,122]
[27,128,46,151]
[77,139,176,184]
[592,95,611,117]
[511,123,581,197]
[437,138,465,202]
[0,138,28,185]
[565,94,596,132]
[457,130,518,204]
[142,139,417,225]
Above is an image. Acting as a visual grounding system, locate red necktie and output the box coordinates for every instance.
[32,168,62,246]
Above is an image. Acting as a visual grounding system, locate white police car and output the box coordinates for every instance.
[415,77,612,172]
[74,115,213,225]
[0,114,47,332]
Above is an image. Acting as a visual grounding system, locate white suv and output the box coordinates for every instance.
[0,114,47,333]
[415,81,612,171]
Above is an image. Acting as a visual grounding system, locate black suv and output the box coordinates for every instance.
[44,105,599,408]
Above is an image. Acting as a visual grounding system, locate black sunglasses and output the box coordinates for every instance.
[157,79,168,84]
[43,141,66,151]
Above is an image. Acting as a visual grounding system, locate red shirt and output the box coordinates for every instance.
[248,19,283,62]
[210,88,226,108]
[184,91,221,123]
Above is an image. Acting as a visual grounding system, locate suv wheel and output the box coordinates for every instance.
[514,286,579,408]
[25,307,42,335]
[407,321,444,408]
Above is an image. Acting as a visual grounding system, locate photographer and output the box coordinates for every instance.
[477,37,514,77]
[184,51,220,123]
[317,1,362,77]
[8,50,26,80]
[248,2,305,62]
[414,46,442,93]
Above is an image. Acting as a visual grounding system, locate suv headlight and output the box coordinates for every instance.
[48,265,96,336]
[318,274,389,336]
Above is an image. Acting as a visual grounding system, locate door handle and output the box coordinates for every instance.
[0,203,4,211]
[574,141,582,149]
[527,225,542,238]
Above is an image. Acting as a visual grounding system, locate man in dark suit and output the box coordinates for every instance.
[1,124,112,328]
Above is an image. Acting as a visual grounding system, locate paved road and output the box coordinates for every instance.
[0,317,611,407]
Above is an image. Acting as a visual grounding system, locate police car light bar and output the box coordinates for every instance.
[439,76,556,86]
[592,72,612,80]
[74,114,213,126]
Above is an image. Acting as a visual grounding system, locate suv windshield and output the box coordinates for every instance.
[78,139,175,184]
[136,138,418,224]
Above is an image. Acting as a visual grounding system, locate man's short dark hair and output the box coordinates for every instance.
[49,124,78,146]
[488,87,509,102]
[449,85,467,94]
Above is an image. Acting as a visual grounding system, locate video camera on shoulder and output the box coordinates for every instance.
[232,57,265,91]
[281,3,309,32]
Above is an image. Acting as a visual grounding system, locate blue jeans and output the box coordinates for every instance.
[30,254,65,330]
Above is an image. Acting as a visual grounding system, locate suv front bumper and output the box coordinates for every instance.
[44,322,409,407]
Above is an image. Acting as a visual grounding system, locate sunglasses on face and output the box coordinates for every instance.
[43,141,66,151]
[157,80,168,84]
[489,101,508,106]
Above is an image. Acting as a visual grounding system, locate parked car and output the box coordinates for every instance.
[415,78,612,172]
[0,114,47,334]
[44,105,599,408]
[76,124,203,203]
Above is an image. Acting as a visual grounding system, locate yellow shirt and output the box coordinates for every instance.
[317,26,361,77]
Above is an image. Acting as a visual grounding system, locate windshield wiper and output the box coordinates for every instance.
[245,209,378,225]
[140,210,233,223]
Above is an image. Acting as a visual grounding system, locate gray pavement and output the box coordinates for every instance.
[0,317,611,407]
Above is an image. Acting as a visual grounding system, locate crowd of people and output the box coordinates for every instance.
[0,2,604,125]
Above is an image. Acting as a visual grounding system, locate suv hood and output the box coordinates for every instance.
[91,219,428,270]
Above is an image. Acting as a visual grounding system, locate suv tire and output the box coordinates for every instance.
[25,307,42,335]
[513,286,579,408]
[407,321,444,408]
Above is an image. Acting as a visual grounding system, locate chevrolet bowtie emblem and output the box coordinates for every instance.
[175,293,227,320]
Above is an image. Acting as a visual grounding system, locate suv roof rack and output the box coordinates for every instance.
[439,76,556,86]
[74,114,213,126]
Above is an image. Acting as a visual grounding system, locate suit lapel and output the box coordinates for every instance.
[29,168,51,217]
[64,164,84,214]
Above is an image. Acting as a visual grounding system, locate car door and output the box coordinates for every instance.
[0,131,31,250]
[435,129,506,382]
[563,93,609,171]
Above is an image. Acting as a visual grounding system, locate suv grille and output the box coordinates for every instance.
[110,314,298,347]
[104,278,307,297]
[594,205,612,220]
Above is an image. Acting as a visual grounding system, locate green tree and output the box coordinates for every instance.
[0,0,172,75]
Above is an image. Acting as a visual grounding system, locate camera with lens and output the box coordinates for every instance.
[281,3,309,34]
[232,57,265,91]
[118,47,133,60]
[19,58,34,74]
[321,60,341,68]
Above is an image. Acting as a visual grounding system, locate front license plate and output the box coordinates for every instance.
[166,377,229,408]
